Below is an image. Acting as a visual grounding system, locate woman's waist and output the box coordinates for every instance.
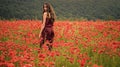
[45,25,53,27]
[44,26,53,30]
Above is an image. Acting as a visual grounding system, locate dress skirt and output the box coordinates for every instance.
[40,26,54,44]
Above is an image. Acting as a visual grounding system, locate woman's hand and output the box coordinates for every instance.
[39,31,42,38]
[39,34,41,38]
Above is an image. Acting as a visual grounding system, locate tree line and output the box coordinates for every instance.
[0,0,120,20]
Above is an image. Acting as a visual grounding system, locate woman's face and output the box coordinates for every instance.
[44,4,48,11]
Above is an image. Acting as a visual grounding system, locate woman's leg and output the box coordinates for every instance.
[46,40,53,51]
[47,32,54,51]
[40,38,44,48]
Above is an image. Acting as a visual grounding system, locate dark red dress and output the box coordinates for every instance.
[40,17,54,46]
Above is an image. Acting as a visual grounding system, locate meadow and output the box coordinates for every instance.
[0,20,120,67]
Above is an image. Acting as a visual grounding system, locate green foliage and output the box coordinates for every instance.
[0,0,120,20]
[0,37,9,42]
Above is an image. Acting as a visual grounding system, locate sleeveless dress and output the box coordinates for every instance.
[40,17,54,44]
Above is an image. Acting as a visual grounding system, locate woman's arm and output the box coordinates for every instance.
[39,12,47,38]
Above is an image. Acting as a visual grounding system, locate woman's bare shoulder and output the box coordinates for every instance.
[43,12,48,16]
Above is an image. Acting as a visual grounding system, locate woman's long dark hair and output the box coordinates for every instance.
[43,2,56,22]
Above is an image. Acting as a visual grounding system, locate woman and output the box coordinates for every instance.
[39,2,56,51]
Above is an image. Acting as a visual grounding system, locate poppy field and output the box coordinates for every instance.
[0,20,120,67]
